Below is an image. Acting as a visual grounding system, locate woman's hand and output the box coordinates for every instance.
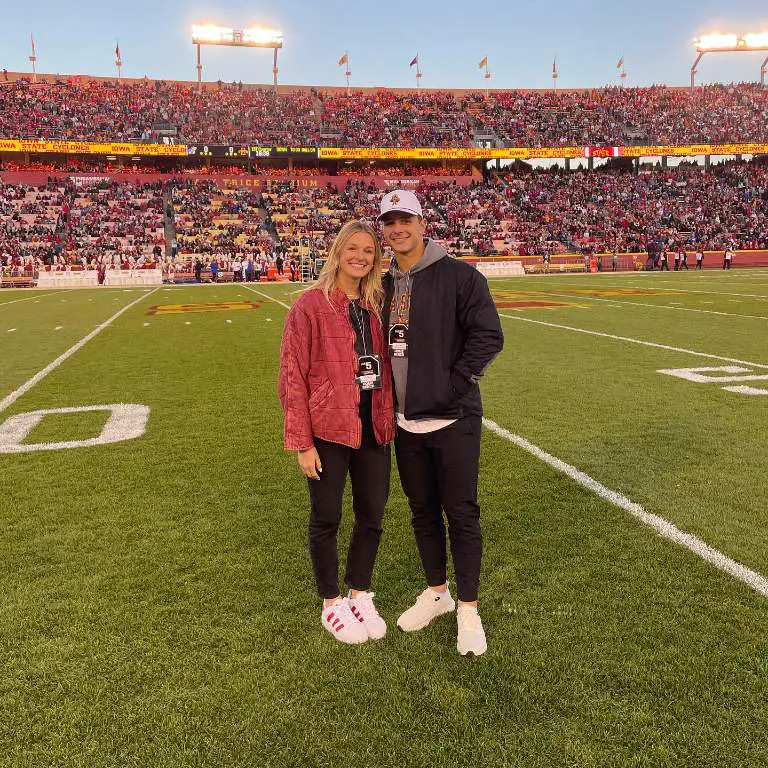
[298,447,323,480]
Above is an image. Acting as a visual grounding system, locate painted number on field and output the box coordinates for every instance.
[657,367,768,396]
[0,404,150,454]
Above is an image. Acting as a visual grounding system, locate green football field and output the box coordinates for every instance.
[2,270,768,768]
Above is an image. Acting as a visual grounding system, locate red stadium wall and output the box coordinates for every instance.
[0,171,474,189]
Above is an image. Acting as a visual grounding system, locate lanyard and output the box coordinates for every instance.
[350,300,368,357]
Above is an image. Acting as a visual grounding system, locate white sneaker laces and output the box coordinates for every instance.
[458,609,482,633]
[353,591,380,619]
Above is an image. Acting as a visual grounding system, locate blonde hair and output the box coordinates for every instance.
[314,220,384,320]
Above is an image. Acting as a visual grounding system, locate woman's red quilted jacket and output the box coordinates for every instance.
[278,287,396,451]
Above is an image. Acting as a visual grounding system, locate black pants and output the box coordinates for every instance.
[395,416,483,602]
[308,436,391,599]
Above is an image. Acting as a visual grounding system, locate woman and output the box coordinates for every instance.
[278,220,395,645]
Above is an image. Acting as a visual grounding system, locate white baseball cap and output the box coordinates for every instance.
[378,189,423,220]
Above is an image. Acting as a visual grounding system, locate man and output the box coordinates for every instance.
[379,189,504,657]
[695,249,704,270]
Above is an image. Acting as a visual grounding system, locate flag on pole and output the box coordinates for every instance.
[338,53,348,67]
[552,57,558,76]
[409,55,419,67]
[616,56,624,70]
[31,34,36,56]
[478,56,488,69]
[115,42,121,60]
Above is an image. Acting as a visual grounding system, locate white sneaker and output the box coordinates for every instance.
[348,591,387,640]
[321,599,368,645]
[397,586,456,632]
[456,606,487,657]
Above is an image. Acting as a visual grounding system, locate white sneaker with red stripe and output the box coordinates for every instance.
[348,591,387,640]
[321,599,368,645]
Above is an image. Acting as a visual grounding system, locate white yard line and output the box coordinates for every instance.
[0,289,75,308]
[498,314,768,370]
[243,285,291,310]
[0,288,159,415]
[536,290,768,321]
[483,418,768,599]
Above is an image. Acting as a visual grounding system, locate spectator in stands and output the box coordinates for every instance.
[378,189,503,657]
[278,220,394,645]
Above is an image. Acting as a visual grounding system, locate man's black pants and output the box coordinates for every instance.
[395,416,483,602]
[307,437,391,599]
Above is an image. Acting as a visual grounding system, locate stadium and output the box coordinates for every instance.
[3,5,768,767]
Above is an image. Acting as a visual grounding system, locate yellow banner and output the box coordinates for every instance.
[3,139,768,161]
[2,140,187,156]
[318,146,584,160]
[623,143,768,157]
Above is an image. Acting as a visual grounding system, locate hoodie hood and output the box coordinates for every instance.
[390,238,448,278]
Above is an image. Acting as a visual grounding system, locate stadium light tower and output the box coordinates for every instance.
[691,32,768,90]
[191,24,284,94]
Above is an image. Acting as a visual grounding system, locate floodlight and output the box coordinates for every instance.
[191,23,284,93]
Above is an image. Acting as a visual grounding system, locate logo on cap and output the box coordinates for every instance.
[390,194,400,204]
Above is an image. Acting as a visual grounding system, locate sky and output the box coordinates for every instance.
[3,0,768,90]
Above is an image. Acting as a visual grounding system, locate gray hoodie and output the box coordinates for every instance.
[389,239,447,414]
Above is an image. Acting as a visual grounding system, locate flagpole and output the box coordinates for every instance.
[617,56,626,88]
[484,66,491,98]
[552,58,558,91]
[115,41,122,81]
[416,54,422,89]
[345,51,351,96]
[29,34,37,84]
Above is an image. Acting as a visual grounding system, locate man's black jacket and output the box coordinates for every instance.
[383,256,504,420]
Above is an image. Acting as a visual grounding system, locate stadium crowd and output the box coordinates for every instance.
[63,181,166,269]
[5,78,768,147]
[3,159,768,280]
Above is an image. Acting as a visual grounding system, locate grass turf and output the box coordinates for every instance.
[2,271,768,767]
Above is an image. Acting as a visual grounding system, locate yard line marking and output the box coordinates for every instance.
[0,289,74,308]
[243,285,290,310]
[498,314,768,370]
[629,284,768,301]
[536,290,768,321]
[483,418,768,600]
[0,288,159,415]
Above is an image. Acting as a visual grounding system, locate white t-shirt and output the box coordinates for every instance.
[397,414,457,434]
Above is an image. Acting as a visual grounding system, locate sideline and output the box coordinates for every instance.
[0,289,75,308]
